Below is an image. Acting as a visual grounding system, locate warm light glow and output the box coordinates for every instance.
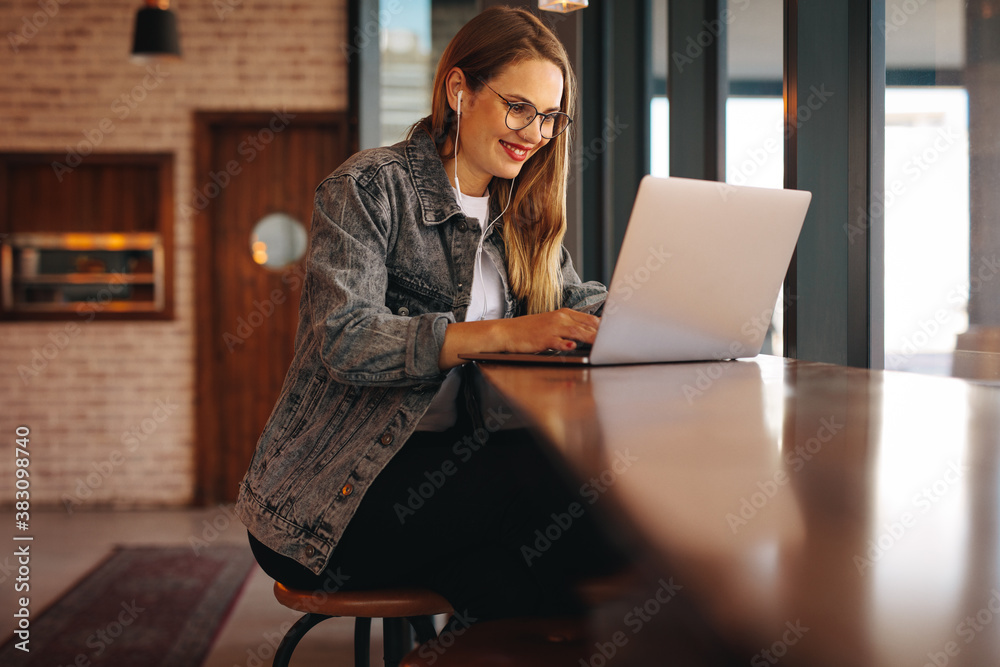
[538,0,588,13]
[251,240,269,266]
[63,233,129,250]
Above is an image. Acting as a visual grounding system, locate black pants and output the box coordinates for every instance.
[249,425,629,624]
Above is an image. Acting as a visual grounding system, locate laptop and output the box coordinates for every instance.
[459,175,812,365]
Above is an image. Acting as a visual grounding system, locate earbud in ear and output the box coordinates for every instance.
[457,90,463,115]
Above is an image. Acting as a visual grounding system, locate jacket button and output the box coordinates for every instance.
[380,432,394,446]
[341,483,354,496]
[458,222,467,231]
[304,545,316,557]
[398,306,409,316]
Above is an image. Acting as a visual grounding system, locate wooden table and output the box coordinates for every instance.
[473,355,1000,667]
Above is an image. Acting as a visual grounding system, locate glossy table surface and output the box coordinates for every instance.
[475,355,1000,667]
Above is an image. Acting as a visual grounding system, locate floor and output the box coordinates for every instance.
[0,507,401,666]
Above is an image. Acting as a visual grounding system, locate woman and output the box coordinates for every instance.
[236,6,627,624]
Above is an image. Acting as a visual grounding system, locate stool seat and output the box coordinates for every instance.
[271,582,453,667]
[274,581,453,617]
[400,616,589,667]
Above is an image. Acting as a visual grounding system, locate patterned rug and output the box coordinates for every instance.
[0,545,256,666]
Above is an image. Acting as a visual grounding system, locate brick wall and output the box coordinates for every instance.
[0,0,348,509]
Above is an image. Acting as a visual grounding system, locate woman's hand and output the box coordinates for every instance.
[491,308,599,353]
[438,308,600,370]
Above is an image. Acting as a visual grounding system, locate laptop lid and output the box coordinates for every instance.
[587,175,811,364]
[460,175,811,366]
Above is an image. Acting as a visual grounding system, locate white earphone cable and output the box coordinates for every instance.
[453,84,515,320]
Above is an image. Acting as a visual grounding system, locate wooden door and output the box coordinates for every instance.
[194,111,353,504]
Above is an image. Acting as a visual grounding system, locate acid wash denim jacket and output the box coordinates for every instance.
[235,129,607,575]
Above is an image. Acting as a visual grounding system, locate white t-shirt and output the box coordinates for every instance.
[414,189,505,431]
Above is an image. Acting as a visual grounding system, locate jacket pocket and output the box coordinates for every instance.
[386,270,453,317]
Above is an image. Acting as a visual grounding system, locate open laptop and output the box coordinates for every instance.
[459,175,812,365]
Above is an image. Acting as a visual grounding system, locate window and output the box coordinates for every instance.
[377,0,478,147]
[882,1,999,381]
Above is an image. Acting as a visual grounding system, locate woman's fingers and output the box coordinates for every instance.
[506,308,601,352]
[556,308,599,343]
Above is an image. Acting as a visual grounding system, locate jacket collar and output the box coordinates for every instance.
[405,129,467,227]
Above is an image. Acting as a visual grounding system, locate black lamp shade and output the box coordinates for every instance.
[131,7,181,59]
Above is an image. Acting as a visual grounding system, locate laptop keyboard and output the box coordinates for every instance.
[535,342,592,357]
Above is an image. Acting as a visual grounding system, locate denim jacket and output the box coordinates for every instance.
[235,129,607,574]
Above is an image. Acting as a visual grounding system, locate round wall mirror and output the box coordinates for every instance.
[250,212,307,269]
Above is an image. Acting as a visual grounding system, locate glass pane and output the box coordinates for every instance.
[726,0,785,355]
[379,0,479,147]
[650,0,669,176]
[250,213,307,269]
[883,1,999,382]
[379,0,431,146]
[651,0,786,355]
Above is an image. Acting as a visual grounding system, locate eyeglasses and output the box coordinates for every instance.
[475,76,572,139]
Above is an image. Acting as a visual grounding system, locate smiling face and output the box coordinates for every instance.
[444,58,565,197]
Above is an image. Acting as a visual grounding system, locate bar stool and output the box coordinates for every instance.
[271,581,453,667]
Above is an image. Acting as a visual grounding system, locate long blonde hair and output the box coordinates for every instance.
[412,6,576,315]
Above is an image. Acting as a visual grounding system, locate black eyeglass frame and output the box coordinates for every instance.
[474,75,573,139]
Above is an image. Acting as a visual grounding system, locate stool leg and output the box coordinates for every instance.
[354,617,372,667]
[407,615,439,644]
[272,613,331,667]
[382,617,411,667]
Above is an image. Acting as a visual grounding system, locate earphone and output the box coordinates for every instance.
[451,83,514,320]
[454,88,465,213]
